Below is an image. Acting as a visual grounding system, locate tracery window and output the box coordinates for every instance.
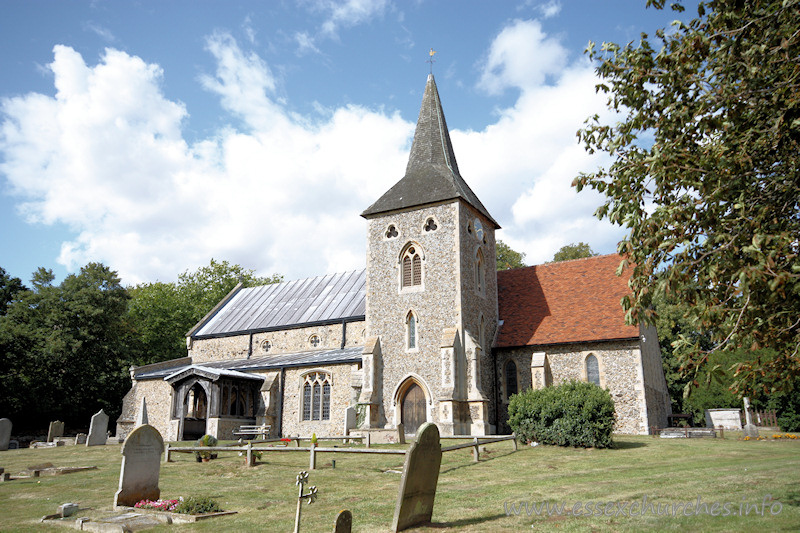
[424,217,438,232]
[302,372,332,421]
[401,245,422,288]
[309,334,321,348]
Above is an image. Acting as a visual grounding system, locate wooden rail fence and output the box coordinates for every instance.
[164,434,518,469]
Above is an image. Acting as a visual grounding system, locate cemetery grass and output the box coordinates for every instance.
[0,434,798,532]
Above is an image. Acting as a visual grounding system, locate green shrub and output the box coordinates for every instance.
[508,381,616,448]
[195,434,218,461]
[175,496,222,515]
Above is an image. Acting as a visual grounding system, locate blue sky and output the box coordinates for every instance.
[0,0,695,286]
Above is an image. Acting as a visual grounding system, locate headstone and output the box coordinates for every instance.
[58,503,79,518]
[392,422,442,532]
[742,397,759,438]
[135,398,149,426]
[334,509,352,533]
[87,409,110,446]
[75,433,87,445]
[0,418,11,451]
[704,408,742,430]
[47,420,65,442]
[113,424,164,508]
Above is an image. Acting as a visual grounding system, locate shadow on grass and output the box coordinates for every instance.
[777,485,800,507]
[440,449,517,474]
[612,440,648,450]
[424,513,507,528]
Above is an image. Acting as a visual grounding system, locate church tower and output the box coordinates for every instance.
[360,74,500,436]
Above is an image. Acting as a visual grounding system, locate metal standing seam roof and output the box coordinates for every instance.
[192,270,366,338]
[133,346,364,380]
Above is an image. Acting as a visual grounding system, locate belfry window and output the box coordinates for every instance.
[302,372,331,421]
[401,245,422,288]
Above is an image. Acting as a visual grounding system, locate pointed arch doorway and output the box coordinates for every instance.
[401,382,427,435]
[181,382,208,441]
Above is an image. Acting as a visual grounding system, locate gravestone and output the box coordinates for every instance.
[135,398,149,426]
[334,509,352,533]
[0,418,11,451]
[47,420,65,442]
[87,409,110,446]
[392,422,442,532]
[114,424,164,508]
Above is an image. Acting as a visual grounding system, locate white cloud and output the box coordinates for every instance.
[538,1,562,19]
[462,20,624,265]
[294,0,391,53]
[477,19,568,95]
[0,19,623,285]
[0,37,411,285]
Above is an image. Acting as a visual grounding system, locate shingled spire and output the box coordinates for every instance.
[361,74,499,227]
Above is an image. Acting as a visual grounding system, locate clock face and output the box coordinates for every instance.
[474,218,484,240]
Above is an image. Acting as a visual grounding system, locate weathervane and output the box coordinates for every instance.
[427,48,437,73]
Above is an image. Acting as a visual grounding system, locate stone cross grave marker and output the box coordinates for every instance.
[87,409,109,446]
[113,424,164,508]
[47,420,65,442]
[391,422,442,532]
[0,418,11,451]
[742,397,760,438]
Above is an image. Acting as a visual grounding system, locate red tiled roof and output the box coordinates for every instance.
[496,254,639,348]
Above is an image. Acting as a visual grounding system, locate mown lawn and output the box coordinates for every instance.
[0,433,798,532]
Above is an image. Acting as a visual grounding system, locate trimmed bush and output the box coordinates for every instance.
[508,381,616,448]
[175,496,222,515]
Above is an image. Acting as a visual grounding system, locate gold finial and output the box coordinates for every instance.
[427,48,437,73]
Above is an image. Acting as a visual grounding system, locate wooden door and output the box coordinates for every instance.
[401,383,426,435]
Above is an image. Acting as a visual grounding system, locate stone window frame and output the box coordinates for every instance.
[300,370,333,422]
[261,339,272,353]
[384,223,399,240]
[398,241,425,293]
[405,310,419,353]
[504,359,518,401]
[308,334,321,348]
[474,247,486,296]
[422,216,439,233]
[581,352,606,388]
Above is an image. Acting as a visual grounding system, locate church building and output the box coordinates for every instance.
[117,75,670,441]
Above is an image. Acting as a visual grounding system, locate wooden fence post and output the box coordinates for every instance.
[164,443,171,463]
[246,441,253,467]
[472,438,479,462]
[309,443,317,470]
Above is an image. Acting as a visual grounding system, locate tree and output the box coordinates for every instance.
[574,0,800,392]
[495,240,527,270]
[550,242,598,263]
[0,263,135,428]
[0,267,26,315]
[128,259,282,365]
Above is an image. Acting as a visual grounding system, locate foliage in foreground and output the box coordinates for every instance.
[574,0,800,393]
[508,381,616,448]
